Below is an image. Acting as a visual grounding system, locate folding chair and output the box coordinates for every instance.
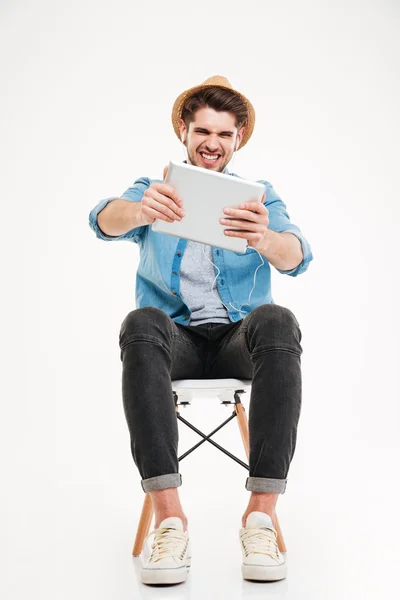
[132,378,287,556]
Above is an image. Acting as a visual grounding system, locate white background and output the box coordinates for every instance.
[1,1,399,598]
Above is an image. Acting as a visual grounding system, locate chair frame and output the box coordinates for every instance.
[132,382,287,556]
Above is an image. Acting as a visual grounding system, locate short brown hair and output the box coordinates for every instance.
[181,86,248,131]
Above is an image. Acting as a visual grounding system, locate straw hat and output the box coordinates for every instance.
[171,75,255,150]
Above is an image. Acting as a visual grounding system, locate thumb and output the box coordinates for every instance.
[163,165,168,180]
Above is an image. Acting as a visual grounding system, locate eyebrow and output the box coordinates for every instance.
[193,127,234,136]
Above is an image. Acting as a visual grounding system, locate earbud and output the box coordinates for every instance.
[181,133,186,144]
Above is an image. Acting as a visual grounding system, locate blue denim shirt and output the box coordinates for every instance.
[88,166,313,325]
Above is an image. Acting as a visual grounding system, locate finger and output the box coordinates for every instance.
[224,229,253,238]
[144,206,176,223]
[223,208,259,221]
[145,195,183,221]
[222,220,265,233]
[145,187,184,216]
[238,201,267,213]
[151,182,182,207]
[224,230,263,242]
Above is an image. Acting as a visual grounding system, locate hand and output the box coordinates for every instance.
[139,166,185,226]
[219,194,269,250]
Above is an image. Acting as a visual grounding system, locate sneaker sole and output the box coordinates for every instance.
[242,560,287,582]
[141,556,191,585]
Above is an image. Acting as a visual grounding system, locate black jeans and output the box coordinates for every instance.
[119,304,303,494]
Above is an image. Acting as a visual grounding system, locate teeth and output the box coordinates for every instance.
[201,153,219,161]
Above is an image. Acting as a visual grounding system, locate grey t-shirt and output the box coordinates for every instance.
[179,241,231,326]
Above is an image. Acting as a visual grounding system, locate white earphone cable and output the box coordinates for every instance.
[202,244,264,316]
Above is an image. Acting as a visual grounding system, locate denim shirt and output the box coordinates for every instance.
[88,166,313,325]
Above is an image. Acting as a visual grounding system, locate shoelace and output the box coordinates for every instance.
[240,526,280,560]
[147,527,188,563]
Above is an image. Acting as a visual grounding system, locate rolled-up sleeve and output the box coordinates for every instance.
[259,180,314,277]
[88,177,151,243]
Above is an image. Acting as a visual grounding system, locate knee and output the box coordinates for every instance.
[119,307,171,344]
[247,304,302,342]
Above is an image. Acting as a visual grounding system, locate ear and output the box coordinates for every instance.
[179,118,187,144]
[236,126,246,149]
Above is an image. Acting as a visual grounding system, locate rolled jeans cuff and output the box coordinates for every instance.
[245,476,287,494]
[141,473,182,493]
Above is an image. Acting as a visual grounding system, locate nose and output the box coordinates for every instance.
[205,134,220,152]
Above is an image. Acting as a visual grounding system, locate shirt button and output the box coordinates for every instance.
[184,315,189,320]
[216,250,220,256]
[173,270,178,275]
[221,279,225,285]
[177,252,182,257]
[172,291,177,295]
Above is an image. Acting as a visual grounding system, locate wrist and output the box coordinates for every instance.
[256,229,275,253]
[136,201,150,227]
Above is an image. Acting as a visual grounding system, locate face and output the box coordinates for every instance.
[179,106,245,172]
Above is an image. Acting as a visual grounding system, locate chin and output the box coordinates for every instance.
[188,153,227,172]
[196,151,224,170]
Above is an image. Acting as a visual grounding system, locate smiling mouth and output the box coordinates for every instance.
[199,151,221,163]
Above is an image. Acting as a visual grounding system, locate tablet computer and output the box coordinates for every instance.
[151,161,266,253]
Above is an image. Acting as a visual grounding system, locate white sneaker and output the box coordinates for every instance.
[239,511,287,581]
[141,517,191,585]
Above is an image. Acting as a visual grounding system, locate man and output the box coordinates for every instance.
[88,75,313,585]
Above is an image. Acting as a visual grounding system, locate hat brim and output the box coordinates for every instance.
[171,83,255,150]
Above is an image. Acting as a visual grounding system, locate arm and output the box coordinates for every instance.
[223,182,312,275]
[258,230,304,271]
[260,180,313,276]
[88,174,183,243]
[88,177,151,243]
[97,199,147,237]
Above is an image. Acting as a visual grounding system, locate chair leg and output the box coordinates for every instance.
[132,404,182,556]
[132,492,154,556]
[271,513,287,554]
[234,395,287,554]
[234,397,250,457]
